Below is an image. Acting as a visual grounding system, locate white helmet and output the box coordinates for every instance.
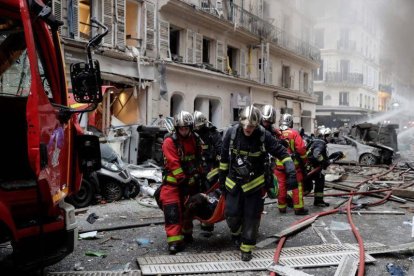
[261,105,277,124]
[322,128,332,136]
[279,113,293,130]
[193,111,208,130]
[239,105,261,129]
[173,111,193,128]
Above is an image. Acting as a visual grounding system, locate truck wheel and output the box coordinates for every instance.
[102,182,122,202]
[66,178,95,208]
[359,153,377,165]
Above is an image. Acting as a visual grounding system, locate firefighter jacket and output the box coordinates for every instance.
[219,125,294,194]
[276,128,307,168]
[194,125,223,181]
[307,139,329,169]
[162,132,202,187]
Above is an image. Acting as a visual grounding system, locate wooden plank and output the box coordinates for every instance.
[392,188,414,199]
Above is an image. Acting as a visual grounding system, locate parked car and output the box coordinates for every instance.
[327,136,394,165]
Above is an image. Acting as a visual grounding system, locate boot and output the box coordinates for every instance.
[232,235,241,247]
[168,242,184,255]
[278,208,287,214]
[241,251,252,262]
[314,198,330,207]
[294,208,309,216]
[183,234,194,244]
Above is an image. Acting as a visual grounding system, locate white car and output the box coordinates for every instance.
[327,136,394,165]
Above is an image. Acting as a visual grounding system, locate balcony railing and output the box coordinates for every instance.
[183,0,320,61]
[337,39,356,51]
[325,72,363,85]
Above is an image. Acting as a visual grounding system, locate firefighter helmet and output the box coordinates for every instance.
[261,104,277,124]
[279,113,293,130]
[239,105,261,129]
[193,111,208,130]
[173,111,193,127]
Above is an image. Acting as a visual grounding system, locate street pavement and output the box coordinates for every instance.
[45,187,414,276]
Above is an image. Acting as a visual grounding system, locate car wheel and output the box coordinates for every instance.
[359,153,377,165]
[66,178,95,208]
[102,182,123,202]
[124,181,140,199]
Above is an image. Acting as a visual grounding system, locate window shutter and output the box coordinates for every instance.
[72,0,79,39]
[103,0,114,46]
[159,20,170,60]
[145,1,155,52]
[52,0,65,36]
[186,29,194,63]
[240,49,246,78]
[299,70,303,92]
[267,61,273,85]
[216,40,224,71]
[116,0,126,49]
[195,33,203,64]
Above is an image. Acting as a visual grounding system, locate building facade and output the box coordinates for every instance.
[311,0,381,128]
[54,0,320,132]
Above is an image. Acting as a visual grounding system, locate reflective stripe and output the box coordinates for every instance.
[289,139,295,152]
[183,155,195,161]
[166,176,177,183]
[241,174,265,192]
[207,168,219,180]
[300,154,307,159]
[278,203,287,208]
[225,177,236,189]
[240,243,255,252]
[281,157,292,164]
[232,149,261,157]
[172,167,183,176]
[201,145,209,150]
[167,235,183,243]
[220,162,229,170]
[293,182,304,209]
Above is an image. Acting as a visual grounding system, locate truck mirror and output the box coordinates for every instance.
[76,135,102,173]
[70,60,103,104]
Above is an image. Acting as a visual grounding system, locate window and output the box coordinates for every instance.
[314,29,324,48]
[314,91,323,105]
[304,72,309,92]
[314,59,323,81]
[79,0,91,39]
[227,46,239,75]
[202,38,210,64]
[233,108,240,122]
[339,92,349,106]
[170,27,181,60]
[282,65,291,88]
[126,0,143,48]
[360,93,362,107]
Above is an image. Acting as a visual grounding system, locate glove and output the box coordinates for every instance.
[286,173,298,191]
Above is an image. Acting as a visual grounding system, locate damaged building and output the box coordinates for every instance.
[54,0,320,132]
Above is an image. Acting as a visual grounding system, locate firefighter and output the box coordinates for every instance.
[275,113,309,215]
[219,105,297,262]
[193,111,223,190]
[158,111,203,254]
[193,110,223,232]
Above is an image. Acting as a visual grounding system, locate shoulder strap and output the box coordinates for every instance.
[229,125,238,152]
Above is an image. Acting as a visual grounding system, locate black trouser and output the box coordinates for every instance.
[225,188,264,251]
[313,172,325,200]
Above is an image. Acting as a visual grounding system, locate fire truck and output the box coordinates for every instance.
[0,0,105,271]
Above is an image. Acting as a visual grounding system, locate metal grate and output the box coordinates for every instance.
[334,255,358,276]
[267,264,314,276]
[138,243,378,275]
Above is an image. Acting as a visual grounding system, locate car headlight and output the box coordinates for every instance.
[101,160,121,171]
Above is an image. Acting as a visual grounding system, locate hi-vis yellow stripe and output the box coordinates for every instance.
[207,168,219,180]
[241,174,264,192]
[240,243,255,252]
[172,167,183,175]
[167,235,183,242]
[276,156,293,166]
[166,176,177,183]
[225,177,236,189]
[220,163,229,170]
[231,149,261,157]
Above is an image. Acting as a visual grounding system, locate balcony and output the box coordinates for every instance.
[337,39,356,52]
[379,84,393,95]
[179,0,320,62]
[325,72,363,86]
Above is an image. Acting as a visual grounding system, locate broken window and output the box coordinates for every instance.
[170,27,182,61]
[125,0,143,48]
[202,38,210,64]
[227,46,239,75]
[282,65,291,88]
[339,91,349,106]
[170,94,184,116]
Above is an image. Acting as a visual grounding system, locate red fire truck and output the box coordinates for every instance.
[0,0,105,271]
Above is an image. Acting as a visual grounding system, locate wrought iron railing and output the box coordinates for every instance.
[325,72,363,85]
[182,0,320,61]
